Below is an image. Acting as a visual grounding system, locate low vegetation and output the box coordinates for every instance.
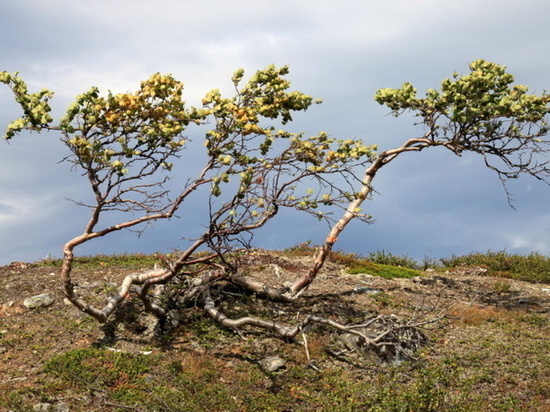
[1,249,548,411]
[297,245,550,283]
[38,339,548,412]
[37,248,550,282]
[38,253,162,269]
[37,248,550,283]
[441,250,550,283]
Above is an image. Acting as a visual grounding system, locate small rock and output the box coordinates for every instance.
[260,356,286,372]
[23,294,55,309]
[143,374,156,384]
[352,287,381,294]
[32,402,69,412]
[33,403,52,412]
[53,402,70,412]
[0,347,7,354]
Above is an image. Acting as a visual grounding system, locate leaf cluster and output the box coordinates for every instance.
[375,60,549,131]
[59,73,202,176]
[194,66,377,251]
[0,71,54,139]
[375,59,550,190]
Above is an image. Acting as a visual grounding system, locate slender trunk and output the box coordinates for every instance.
[290,167,376,294]
[290,138,433,296]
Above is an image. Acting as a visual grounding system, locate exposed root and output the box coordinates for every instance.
[64,267,175,323]
[331,314,429,365]
[230,274,293,302]
[64,254,226,323]
[200,286,435,365]
[61,251,446,365]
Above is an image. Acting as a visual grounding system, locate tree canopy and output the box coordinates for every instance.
[374,60,549,188]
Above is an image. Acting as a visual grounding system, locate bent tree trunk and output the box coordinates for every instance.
[290,137,436,296]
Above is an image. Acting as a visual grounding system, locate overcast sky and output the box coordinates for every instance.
[1,0,549,265]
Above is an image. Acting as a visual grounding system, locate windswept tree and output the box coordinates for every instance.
[1,66,375,323]
[1,61,548,354]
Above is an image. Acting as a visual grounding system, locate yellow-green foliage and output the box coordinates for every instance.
[375,59,549,130]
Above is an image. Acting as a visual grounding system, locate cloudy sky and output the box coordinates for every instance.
[1,0,549,265]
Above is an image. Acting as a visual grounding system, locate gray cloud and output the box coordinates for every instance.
[1,0,549,264]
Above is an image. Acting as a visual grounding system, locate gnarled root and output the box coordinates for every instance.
[200,287,434,365]
[230,275,294,302]
[64,267,175,323]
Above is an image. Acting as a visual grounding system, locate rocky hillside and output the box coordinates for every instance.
[0,251,549,411]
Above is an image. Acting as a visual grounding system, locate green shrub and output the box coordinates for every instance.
[330,250,423,278]
[441,251,550,283]
[283,240,315,256]
[368,250,419,269]
[348,262,423,279]
[329,250,366,267]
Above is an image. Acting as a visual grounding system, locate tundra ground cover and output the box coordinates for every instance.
[0,250,548,411]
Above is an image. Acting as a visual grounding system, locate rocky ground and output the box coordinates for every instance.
[0,251,549,411]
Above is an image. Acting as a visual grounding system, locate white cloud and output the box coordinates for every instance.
[508,236,549,252]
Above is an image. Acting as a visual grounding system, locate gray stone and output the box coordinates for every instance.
[23,294,55,309]
[260,356,286,372]
[33,403,52,412]
[32,402,69,412]
[352,287,382,294]
[53,403,70,412]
